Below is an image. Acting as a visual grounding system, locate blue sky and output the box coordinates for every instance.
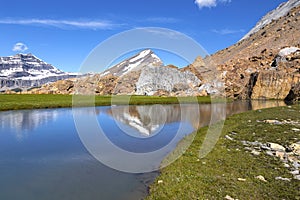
[0,0,287,72]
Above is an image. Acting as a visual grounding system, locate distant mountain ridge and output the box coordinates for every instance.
[0,53,77,91]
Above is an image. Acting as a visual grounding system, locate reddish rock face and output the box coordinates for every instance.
[251,71,293,100]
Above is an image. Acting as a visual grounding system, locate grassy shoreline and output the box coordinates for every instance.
[0,94,218,111]
[146,104,300,200]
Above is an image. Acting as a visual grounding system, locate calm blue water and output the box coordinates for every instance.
[0,101,286,200]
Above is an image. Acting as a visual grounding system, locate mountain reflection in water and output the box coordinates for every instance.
[105,100,286,137]
[0,101,287,140]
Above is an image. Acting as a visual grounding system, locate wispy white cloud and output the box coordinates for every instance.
[219,0,232,3]
[0,19,122,30]
[143,29,184,39]
[12,42,28,52]
[212,28,244,35]
[145,17,179,23]
[195,0,231,9]
[195,0,216,8]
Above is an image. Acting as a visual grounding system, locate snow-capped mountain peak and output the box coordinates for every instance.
[0,53,77,91]
[101,49,163,77]
[0,53,64,80]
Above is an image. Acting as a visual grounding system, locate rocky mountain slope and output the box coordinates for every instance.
[241,0,300,40]
[188,0,300,100]
[0,53,77,91]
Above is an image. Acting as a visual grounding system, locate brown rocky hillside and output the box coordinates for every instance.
[186,3,300,100]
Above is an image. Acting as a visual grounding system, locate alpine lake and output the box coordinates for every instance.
[0,100,287,200]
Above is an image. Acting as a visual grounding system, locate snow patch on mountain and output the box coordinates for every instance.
[241,0,300,41]
[129,49,152,63]
[100,49,163,77]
